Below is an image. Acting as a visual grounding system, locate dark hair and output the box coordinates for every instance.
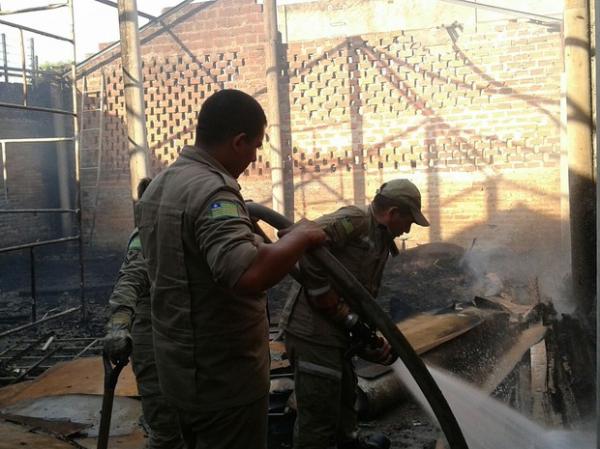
[137,177,152,199]
[194,89,267,148]
[372,193,412,215]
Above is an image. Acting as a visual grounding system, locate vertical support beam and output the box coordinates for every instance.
[560,74,571,264]
[594,0,600,445]
[30,247,36,322]
[19,30,27,105]
[68,0,86,322]
[1,142,7,201]
[564,0,596,316]
[2,33,8,83]
[117,0,150,201]
[51,83,73,235]
[263,0,288,217]
[29,38,35,87]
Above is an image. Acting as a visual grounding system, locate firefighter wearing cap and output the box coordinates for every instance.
[280,178,430,449]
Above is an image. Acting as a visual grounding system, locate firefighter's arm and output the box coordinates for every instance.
[104,238,149,364]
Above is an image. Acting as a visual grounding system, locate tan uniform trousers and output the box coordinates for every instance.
[286,332,357,449]
[176,394,268,449]
[131,301,185,449]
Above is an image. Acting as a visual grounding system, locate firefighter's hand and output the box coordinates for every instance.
[358,336,397,366]
[103,311,133,364]
[277,219,328,248]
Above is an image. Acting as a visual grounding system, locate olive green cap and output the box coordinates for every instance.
[377,179,430,227]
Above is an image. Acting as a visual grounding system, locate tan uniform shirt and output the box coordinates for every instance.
[282,206,398,348]
[108,230,149,322]
[137,146,269,412]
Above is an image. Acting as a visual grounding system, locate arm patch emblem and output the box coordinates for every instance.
[209,201,241,219]
[341,218,354,235]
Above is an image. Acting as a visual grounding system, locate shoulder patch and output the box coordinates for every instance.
[209,200,241,219]
[128,235,142,251]
[340,217,354,235]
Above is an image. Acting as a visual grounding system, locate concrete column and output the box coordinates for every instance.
[117,0,150,201]
[263,0,288,217]
[564,0,596,316]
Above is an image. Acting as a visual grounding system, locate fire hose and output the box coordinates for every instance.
[247,202,468,449]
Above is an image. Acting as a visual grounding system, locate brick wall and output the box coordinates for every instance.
[76,0,563,257]
[78,0,267,250]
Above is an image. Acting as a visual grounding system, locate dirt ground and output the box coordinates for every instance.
[0,242,595,448]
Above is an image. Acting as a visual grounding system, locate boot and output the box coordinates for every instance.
[338,433,391,449]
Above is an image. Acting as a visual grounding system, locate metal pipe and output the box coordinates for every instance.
[0,307,80,339]
[75,0,195,72]
[0,3,68,16]
[89,71,106,244]
[0,18,73,43]
[3,64,63,78]
[74,338,100,359]
[0,208,79,213]
[29,38,35,87]
[50,82,74,236]
[0,101,76,115]
[0,334,51,367]
[2,33,8,83]
[13,348,59,383]
[93,0,155,19]
[263,0,288,218]
[68,0,86,322]
[117,0,150,201]
[438,0,561,22]
[30,247,36,322]
[19,29,27,106]
[2,142,7,201]
[0,235,79,253]
[564,0,596,317]
[0,137,75,143]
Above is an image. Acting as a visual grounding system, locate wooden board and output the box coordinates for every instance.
[399,307,490,355]
[480,324,546,394]
[356,307,494,379]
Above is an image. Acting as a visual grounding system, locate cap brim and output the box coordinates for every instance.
[411,207,430,227]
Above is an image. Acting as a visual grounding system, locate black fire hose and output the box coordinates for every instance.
[247,202,468,449]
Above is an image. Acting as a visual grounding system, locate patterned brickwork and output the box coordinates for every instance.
[71,0,564,255]
[285,22,561,176]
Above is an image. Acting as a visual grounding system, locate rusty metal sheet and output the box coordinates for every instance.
[0,357,138,408]
[3,394,141,437]
[74,427,147,449]
[0,420,75,449]
[0,412,90,437]
[0,342,292,408]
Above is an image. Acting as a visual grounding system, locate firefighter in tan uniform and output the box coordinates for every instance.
[281,179,430,449]
[136,89,327,449]
[103,179,185,449]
